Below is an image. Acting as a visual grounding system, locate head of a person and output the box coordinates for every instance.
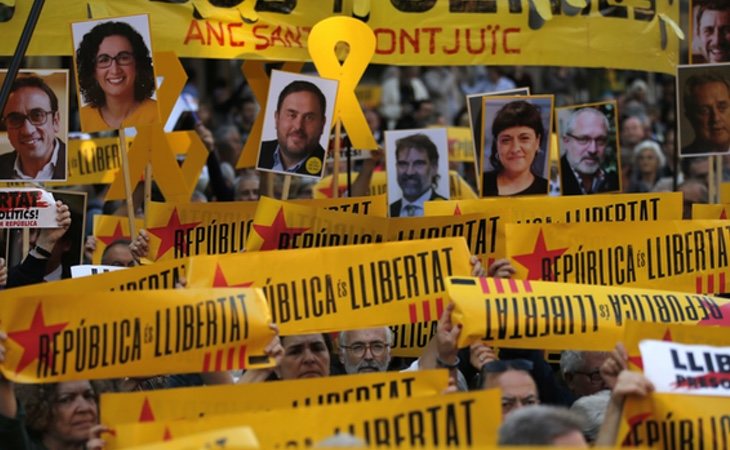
[633,140,665,176]
[683,74,730,150]
[395,133,440,201]
[274,80,327,162]
[489,100,544,178]
[76,20,155,108]
[696,1,730,63]
[497,405,588,447]
[2,75,60,168]
[234,169,261,201]
[277,333,332,380]
[621,115,648,147]
[18,380,99,448]
[678,178,709,219]
[481,359,539,417]
[338,327,392,374]
[560,351,610,397]
[569,390,610,444]
[562,108,610,176]
[101,239,134,267]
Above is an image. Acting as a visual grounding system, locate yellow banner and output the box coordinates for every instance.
[101,370,448,425]
[617,394,729,448]
[0,1,679,73]
[447,127,475,163]
[186,238,472,356]
[0,288,273,382]
[44,137,126,186]
[288,194,388,217]
[146,201,258,261]
[692,203,730,220]
[121,427,258,450]
[506,220,730,293]
[106,389,501,449]
[425,192,683,223]
[92,215,145,264]
[246,197,388,251]
[446,276,730,351]
[388,212,508,266]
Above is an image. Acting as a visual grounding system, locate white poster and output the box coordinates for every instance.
[0,189,57,228]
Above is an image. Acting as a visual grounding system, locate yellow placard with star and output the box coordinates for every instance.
[186,238,472,356]
[388,212,508,268]
[505,220,730,294]
[425,192,682,222]
[105,389,501,449]
[446,276,730,351]
[245,197,388,252]
[617,394,729,449]
[101,370,448,425]
[0,288,273,383]
[692,204,730,220]
[92,214,145,264]
[119,427,259,450]
[145,201,259,261]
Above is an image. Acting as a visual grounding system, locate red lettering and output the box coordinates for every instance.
[206,21,225,46]
[374,28,396,54]
[184,20,205,45]
[422,27,441,54]
[253,24,270,50]
[269,26,287,47]
[400,28,419,54]
[228,23,245,47]
[503,27,521,54]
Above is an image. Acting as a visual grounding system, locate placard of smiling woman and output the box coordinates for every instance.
[71,14,160,133]
[480,95,553,198]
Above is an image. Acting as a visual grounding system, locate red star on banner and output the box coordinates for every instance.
[163,426,173,441]
[252,208,310,251]
[720,209,727,219]
[621,412,653,446]
[138,397,155,422]
[317,184,348,198]
[698,300,730,326]
[453,205,462,216]
[97,222,130,246]
[148,209,202,259]
[213,264,253,288]
[512,229,568,280]
[7,304,68,374]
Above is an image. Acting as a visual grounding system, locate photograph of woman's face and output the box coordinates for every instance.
[94,35,136,101]
[496,125,541,177]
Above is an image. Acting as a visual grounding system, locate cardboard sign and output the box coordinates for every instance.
[446,276,730,351]
[106,389,501,449]
[101,370,448,425]
[506,220,730,293]
[71,264,125,278]
[92,214,145,264]
[1,288,273,382]
[120,427,258,450]
[0,189,57,228]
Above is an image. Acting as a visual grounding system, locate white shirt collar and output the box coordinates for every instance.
[399,188,433,217]
[13,139,59,180]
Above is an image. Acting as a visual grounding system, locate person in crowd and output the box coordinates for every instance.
[693,1,730,63]
[234,169,261,201]
[569,390,610,444]
[559,351,610,398]
[560,107,619,195]
[620,115,649,155]
[680,73,730,155]
[338,328,392,374]
[482,100,548,196]
[498,405,588,446]
[628,140,666,192]
[76,20,157,131]
[0,75,66,181]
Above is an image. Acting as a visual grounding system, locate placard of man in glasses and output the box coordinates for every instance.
[0,74,67,181]
[558,104,620,195]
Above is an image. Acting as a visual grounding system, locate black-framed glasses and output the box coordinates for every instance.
[481,358,534,374]
[572,369,603,384]
[341,341,389,358]
[566,133,608,148]
[95,51,135,68]
[2,109,55,129]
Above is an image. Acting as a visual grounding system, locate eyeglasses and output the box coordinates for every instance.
[2,109,55,129]
[481,358,534,374]
[572,369,604,384]
[95,51,135,68]
[341,341,389,358]
[566,133,608,148]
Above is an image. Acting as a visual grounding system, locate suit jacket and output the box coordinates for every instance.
[560,154,618,196]
[681,140,730,156]
[0,138,66,181]
[257,139,326,177]
[390,189,446,217]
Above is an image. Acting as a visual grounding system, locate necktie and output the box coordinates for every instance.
[404,204,418,217]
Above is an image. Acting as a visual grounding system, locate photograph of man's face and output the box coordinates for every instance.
[692,1,730,63]
[257,70,338,179]
[678,64,730,156]
[0,70,68,181]
[386,128,449,217]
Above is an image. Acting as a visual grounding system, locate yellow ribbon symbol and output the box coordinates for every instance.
[308,17,377,150]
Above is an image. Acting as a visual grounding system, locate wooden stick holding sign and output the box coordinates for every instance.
[332,118,342,198]
[118,128,138,244]
[281,175,292,201]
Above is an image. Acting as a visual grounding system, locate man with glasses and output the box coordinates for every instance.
[338,327,392,374]
[0,75,66,181]
[560,350,609,399]
[560,107,619,195]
